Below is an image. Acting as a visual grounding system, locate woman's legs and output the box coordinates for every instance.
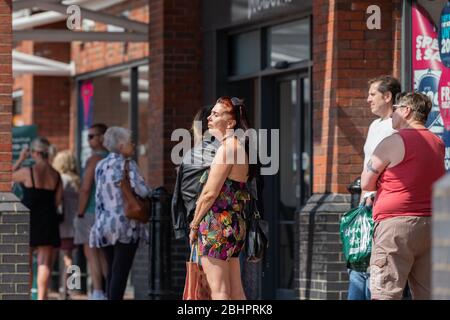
[201,256,231,300]
[101,242,138,300]
[36,245,54,300]
[101,245,114,300]
[83,244,106,298]
[229,257,246,300]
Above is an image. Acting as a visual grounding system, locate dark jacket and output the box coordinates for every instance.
[171,138,218,239]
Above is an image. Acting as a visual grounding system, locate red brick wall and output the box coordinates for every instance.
[33,24,71,152]
[13,22,71,153]
[312,0,399,194]
[148,0,202,188]
[0,0,11,191]
[72,0,149,74]
[69,0,149,153]
[32,76,71,152]
[12,41,33,126]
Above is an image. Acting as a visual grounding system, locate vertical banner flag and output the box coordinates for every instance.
[412,3,450,170]
[80,80,94,168]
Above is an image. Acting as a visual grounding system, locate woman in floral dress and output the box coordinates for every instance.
[189,96,255,300]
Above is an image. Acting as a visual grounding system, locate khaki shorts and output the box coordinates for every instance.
[370,216,431,300]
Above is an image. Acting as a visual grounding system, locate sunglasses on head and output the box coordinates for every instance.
[230,97,243,107]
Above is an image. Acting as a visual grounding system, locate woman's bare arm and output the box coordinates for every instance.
[190,145,234,227]
[78,155,100,215]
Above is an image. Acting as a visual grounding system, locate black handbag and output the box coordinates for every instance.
[245,197,269,263]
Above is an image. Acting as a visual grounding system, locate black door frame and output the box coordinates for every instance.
[261,69,311,299]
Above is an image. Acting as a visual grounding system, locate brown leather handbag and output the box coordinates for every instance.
[120,160,151,223]
[183,243,211,300]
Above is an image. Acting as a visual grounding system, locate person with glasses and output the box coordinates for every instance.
[188,96,256,300]
[345,76,401,300]
[361,92,445,299]
[74,123,109,300]
[89,127,151,300]
[12,137,63,300]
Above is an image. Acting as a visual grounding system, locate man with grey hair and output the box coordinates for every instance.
[361,92,445,299]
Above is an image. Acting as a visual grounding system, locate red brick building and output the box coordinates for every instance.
[3,0,449,300]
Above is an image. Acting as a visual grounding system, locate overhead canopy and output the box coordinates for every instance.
[12,0,149,76]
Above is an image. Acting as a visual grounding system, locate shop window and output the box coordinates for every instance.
[12,90,23,115]
[12,90,24,126]
[78,64,149,175]
[266,19,310,68]
[229,30,260,76]
[93,69,130,128]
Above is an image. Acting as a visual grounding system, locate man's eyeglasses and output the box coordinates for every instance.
[392,104,408,111]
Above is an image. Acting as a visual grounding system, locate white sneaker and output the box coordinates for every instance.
[90,290,107,300]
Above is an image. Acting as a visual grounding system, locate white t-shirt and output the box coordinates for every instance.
[363,117,396,169]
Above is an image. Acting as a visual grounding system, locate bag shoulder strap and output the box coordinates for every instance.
[124,160,131,181]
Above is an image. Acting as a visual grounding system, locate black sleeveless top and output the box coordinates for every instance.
[22,167,61,247]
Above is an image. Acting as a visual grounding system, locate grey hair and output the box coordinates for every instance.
[103,126,131,153]
[31,137,50,159]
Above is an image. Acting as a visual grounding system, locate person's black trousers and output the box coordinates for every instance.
[102,241,139,300]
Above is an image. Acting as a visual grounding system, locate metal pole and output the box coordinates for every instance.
[148,187,172,299]
[129,67,138,162]
[347,177,362,209]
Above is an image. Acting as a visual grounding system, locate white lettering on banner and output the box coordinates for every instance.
[442,39,450,55]
[446,147,450,170]
[415,35,441,62]
[366,5,381,30]
[247,0,293,20]
[441,86,450,109]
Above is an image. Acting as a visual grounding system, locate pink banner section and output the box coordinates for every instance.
[412,4,442,72]
[439,68,450,130]
[81,80,93,127]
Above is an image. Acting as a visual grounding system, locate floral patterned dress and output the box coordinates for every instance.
[197,172,250,261]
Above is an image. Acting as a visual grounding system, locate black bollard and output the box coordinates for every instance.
[347,177,361,209]
[148,186,173,300]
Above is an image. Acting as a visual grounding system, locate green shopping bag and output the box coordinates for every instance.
[339,205,374,271]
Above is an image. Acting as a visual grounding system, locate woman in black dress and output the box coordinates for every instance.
[13,137,63,300]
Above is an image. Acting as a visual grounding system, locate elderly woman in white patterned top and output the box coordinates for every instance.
[89,126,151,300]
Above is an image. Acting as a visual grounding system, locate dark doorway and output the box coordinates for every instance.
[262,72,312,299]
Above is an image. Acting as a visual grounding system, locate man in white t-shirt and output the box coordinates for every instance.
[347,75,401,300]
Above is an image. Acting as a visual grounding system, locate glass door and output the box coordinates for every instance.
[275,73,311,299]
